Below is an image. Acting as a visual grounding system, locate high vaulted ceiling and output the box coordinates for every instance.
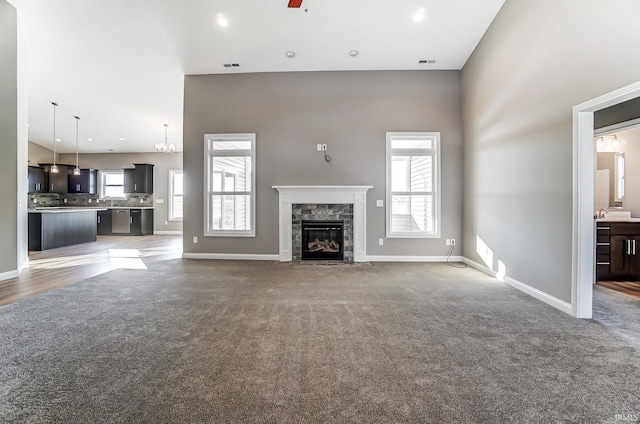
[8,0,505,154]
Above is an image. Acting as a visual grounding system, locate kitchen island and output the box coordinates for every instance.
[28,208,106,251]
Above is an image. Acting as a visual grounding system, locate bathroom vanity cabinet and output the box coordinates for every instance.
[596,222,640,280]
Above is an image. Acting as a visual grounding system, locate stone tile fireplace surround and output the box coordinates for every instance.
[272,186,372,262]
[293,204,353,262]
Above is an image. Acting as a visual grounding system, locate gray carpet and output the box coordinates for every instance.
[0,260,638,423]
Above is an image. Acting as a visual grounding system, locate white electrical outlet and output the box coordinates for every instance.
[63,198,67,203]
[156,199,164,204]
[165,221,168,226]
[193,236,198,244]
[451,239,456,246]
[321,144,327,151]
[379,238,384,246]
[446,239,451,246]
[316,144,322,151]
[32,198,37,204]
[88,199,92,204]
[140,198,144,203]
[376,200,384,207]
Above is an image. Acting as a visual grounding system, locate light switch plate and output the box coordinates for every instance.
[376,200,384,207]
[156,199,164,204]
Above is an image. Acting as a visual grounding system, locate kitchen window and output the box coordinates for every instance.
[204,134,255,237]
[169,170,183,221]
[386,132,440,238]
[100,170,126,199]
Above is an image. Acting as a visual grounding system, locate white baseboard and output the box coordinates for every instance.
[462,257,498,278]
[502,275,573,315]
[0,269,19,281]
[182,253,279,261]
[153,231,183,235]
[366,255,464,262]
[462,257,572,315]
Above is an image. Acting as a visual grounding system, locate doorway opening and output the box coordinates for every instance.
[573,81,640,318]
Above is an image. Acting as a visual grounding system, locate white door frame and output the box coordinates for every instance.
[572,81,640,318]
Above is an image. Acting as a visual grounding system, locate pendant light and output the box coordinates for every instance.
[155,123,175,153]
[73,116,81,176]
[50,102,59,174]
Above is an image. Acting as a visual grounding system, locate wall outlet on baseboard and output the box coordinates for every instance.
[193,236,198,244]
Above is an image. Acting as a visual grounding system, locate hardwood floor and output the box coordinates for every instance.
[0,235,182,307]
[597,280,640,299]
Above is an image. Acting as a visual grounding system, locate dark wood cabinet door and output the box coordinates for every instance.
[97,210,112,235]
[628,236,640,278]
[609,236,630,276]
[123,168,135,193]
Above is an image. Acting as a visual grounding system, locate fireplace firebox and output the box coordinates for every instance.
[301,220,344,260]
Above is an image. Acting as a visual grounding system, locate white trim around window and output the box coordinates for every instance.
[204,133,256,237]
[168,169,183,222]
[99,170,126,199]
[386,132,441,238]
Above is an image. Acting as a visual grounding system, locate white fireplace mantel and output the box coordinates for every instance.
[272,186,373,262]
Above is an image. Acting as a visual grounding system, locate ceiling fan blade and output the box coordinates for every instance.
[288,0,303,8]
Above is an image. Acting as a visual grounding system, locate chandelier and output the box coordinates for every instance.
[155,123,175,153]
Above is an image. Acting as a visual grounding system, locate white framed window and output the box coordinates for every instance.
[615,152,625,202]
[169,169,183,221]
[386,132,440,238]
[204,134,255,237]
[100,170,126,199]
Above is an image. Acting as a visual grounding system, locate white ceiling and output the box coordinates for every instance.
[8,0,505,154]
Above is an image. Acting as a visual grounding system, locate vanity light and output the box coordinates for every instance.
[50,101,59,174]
[611,135,620,149]
[73,116,81,176]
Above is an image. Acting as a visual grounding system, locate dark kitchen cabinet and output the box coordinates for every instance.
[130,209,153,235]
[40,164,70,193]
[97,209,112,235]
[28,166,47,193]
[68,169,97,194]
[124,164,154,194]
[596,222,640,280]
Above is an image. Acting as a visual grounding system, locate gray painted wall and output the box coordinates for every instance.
[28,140,56,165]
[462,0,640,302]
[183,71,463,256]
[0,1,19,276]
[58,152,183,233]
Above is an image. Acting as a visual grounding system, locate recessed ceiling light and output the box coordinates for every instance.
[349,50,359,57]
[286,51,296,59]
[87,138,93,142]
[118,137,125,141]
[55,138,61,142]
[413,7,426,22]
[216,13,228,27]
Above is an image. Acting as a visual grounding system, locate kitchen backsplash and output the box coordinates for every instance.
[28,193,154,208]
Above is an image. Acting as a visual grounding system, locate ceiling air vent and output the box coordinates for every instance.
[223,63,240,68]
[419,59,436,64]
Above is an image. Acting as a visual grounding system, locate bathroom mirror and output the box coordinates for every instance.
[596,152,624,207]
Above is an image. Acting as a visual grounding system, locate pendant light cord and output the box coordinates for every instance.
[51,102,58,166]
[75,116,80,169]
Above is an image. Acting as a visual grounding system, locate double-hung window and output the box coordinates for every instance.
[386,132,440,238]
[169,170,183,221]
[204,134,255,237]
[100,170,126,199]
